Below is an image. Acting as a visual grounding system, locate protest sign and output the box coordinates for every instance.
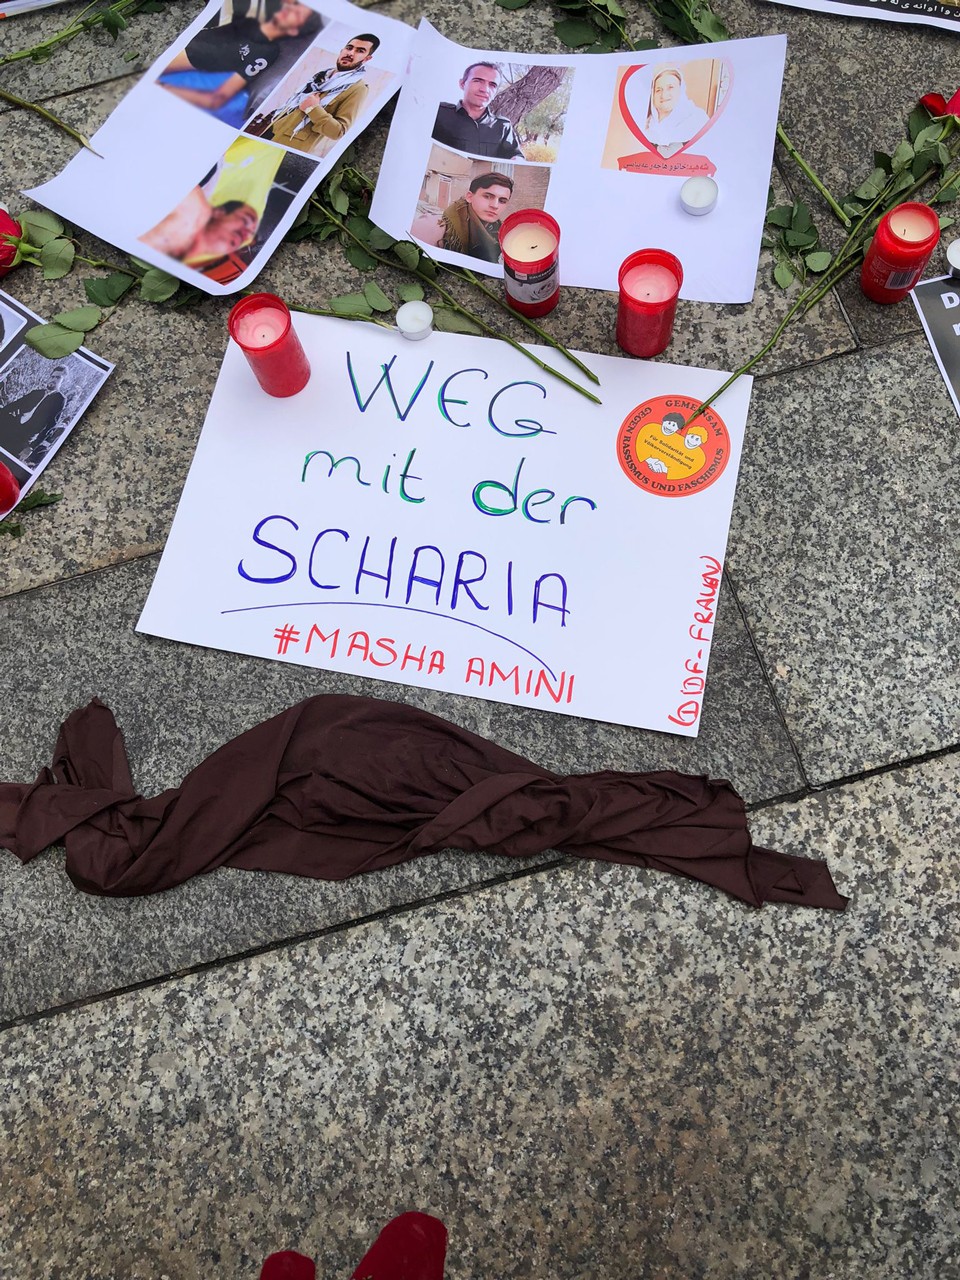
[138,316,752,736]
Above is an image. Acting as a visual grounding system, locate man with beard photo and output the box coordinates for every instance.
[249,33,380,154]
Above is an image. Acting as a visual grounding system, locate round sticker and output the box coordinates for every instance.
[616,394,729,497]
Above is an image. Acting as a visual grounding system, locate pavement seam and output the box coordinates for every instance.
[0,855,568,1034]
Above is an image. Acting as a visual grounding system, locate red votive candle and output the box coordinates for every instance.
[616,249,683,358]
[228,293,311,396]
[499,209,561,318]
[860,202,940,304]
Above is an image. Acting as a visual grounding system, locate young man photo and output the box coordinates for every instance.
[438,171,514,262]
[158,0,323,124]
[431,62,524,160]
[250,33,380,154]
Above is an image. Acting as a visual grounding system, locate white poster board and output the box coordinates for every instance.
[370,23,787,303]
[29,0,414,296]
[138,316,752,736]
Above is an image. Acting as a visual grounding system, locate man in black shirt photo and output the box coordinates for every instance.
[158,0,323,121]
[431,62,525,160]
[0,366,68,466]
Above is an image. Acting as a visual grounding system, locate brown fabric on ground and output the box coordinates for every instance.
[0,695,847,909]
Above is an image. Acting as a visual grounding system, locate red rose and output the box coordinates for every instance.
[919,90,960,119]
[0,460,20,516]
[919,92,949,117]
[0,206,22,278]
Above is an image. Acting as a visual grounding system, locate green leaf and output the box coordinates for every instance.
[891,140,915,172]
[39,237,75,280]
[363,280,394,312]
[854,168,887,201]
[760,235,776,250]
[393,240,421,270]
[18,209,64,247]
[397,281,424,303]
[765,205,793,229]
[939,213,956,231]
[937,143,953,170]
[593,0,627,12]
[873,150,892,174]
[329,292,373,317]
[790,201,812,233]
[912,147,938,178]
[368,225,397,250]
[773,261,794,289]
[908,105,930,141]
[841,199,865,217]
[52,304,101,331]
[632,37,660,48]
[935,182,960,204]
[139,267,180,302]
[82,271,133,309]
[915,123,944,151]
[101,9,127,37]
[783,228,817,248]
[690,7,730,40]
[804,250,832,273]
[346,214,374,241]
[431,307,483,335]
[417,255,437,279]
[495,0,535,9]
[25,322,85,358]
[345,243,377,271]
[591,26,624,49]
[554,18,599,45]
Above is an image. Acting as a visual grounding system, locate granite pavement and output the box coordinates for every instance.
[1,0,959,1273]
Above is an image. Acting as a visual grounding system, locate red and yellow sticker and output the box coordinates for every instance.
[616,394,729,498]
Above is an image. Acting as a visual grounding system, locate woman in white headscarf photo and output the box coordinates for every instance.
[643,65,710,158]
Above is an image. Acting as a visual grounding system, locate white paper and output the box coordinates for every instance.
[28,0,414,296]
[761,0,960,32]
[370,23,786,303]
[138,316,752,736]
[0,289,113,511]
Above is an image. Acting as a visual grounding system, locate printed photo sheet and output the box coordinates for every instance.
[0,290,112,508]
[28,0,414,295]
[370,22,787,303]
[138,315,753,736]
[760,0,960,33]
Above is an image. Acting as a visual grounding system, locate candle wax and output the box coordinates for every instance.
[234,307,287,348]
[889,208,938,243]
[621,263,679,303]
[501,223,558,263]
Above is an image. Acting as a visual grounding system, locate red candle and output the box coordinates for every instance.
[499,209,561,318]
[228,293,311,396]
[616,249,683,358]
[860,202,940,304]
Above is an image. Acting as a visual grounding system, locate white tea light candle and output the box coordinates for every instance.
[500,222,559,262]
[680,176,718,216]
[947,238,960,278]
[395,301,434,341]
[234,305,288,347]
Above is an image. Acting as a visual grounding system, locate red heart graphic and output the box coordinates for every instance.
[617,61,733,160]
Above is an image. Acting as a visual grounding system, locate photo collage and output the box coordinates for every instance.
[409,59,573,268]
[0,292,112,507]
[144,0,401,285]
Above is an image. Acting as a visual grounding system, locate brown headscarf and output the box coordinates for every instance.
[0,695,846,909]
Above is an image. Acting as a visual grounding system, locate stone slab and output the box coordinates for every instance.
[0,549,801,1022]
[726,334,960,784]
[2,754,958,1277]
